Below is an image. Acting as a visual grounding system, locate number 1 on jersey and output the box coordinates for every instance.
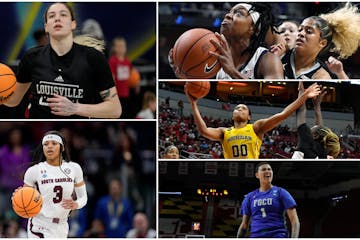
[260,207,267,218]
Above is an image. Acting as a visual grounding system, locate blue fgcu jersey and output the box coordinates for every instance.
[240,186,296,238]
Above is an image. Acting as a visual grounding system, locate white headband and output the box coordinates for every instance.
[238,3,260,25]
[42,134,63,145]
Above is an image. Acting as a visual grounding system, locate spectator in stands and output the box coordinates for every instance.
[136,91,156,119]
[0,128,30,218]
[169,3,284,79]
[94,178,134,237]
[126,212,156,238]
[280,3,360,79]
[162,145,179,159]
[238,162,300,238]
[109,37,133,118]
[292,82,340,159]
[185,82,321,159]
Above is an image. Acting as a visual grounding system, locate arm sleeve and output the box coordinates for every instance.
[23,165,38,187]
[87,49,115,92]
[75,184,87,209]
[280,188,297,209]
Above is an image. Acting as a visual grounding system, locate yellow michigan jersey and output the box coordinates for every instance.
[222,124,262,159]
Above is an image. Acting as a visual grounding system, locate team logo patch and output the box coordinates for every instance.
[64,168,71,174]
[41,170,47,178]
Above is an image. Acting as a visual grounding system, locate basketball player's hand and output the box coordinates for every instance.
[168,48,186,79]
[184,83,198,103]
[209,32,237,77]
[325,56,344,76]
[269,43,286,56]
[11,186,22,200]
[312,87,327,107]
[61,199,78,210]
[47,94,77,116]
[304,83,321,99]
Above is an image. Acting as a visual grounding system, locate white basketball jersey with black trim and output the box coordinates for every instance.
[24,161,84,219]
[216,47,268,79]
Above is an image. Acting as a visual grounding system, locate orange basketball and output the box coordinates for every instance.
[0,63,16,104]
[173,28,221,79]
[12,187,43,218]
[185,81,210,99]
[128,68,140,88]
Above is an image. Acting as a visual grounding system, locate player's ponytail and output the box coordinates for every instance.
[317,3,360,59]
[313,126,340,158]
[74,35,105,53]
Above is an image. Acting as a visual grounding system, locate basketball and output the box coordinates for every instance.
[173,28,221,79]
[12,187,43,218]
[128,68,140,88]
[185,81,210,99]
[0,63,16,104]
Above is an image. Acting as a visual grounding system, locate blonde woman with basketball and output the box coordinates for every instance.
[13,131,87,238]
[3,2,121,118]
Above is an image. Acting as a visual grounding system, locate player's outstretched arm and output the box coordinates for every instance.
[254,83,321,136]
[312,87,327,126]
[237,215,250,238]
[296,82,306,128]
[3,82,31,107]
[287,208,300,238]
[185,84,224,141]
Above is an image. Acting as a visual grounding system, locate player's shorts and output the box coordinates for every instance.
[27,214,69,238]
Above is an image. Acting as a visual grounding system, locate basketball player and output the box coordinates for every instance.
[185,82,321,159]
[14,131,87,238]
[237,162,300,238]
[292,82,340,159]
[3,3,121,118]
[270,20,299,57]
[162,145,179,159]
[209,3,284,79]
[168,3,284,79]
[282,3,359,79]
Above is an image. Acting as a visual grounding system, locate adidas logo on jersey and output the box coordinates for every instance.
[54,75,64,82]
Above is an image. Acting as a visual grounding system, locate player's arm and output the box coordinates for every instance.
[296,82,306,127]
[47,86,122,118]
[3,82,31,107]
[258,52,284,79]
[312,87,327,126]
[237,214,250,238]
[185,84,224,141]
[286,208,300,238]
[253,83,321,137]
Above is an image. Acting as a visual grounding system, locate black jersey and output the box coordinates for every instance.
[282,49,322,79]
[17,43,115,118]
[295,123,327,159]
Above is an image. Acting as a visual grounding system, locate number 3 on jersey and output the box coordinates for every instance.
[53,185,63,203]
[232,144,248,157]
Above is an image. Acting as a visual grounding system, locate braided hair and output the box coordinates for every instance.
[247,3,277,55]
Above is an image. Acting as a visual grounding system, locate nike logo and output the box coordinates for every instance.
[204,60,218,73]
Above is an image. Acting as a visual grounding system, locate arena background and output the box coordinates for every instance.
[0,121,156,237]
[0,2,156,119]
[159,2,360,79]
[159,81,360,159]
[159,161,360,238]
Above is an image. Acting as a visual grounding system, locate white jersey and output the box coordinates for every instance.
[216,47,268,79]
[24,161,84,219]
